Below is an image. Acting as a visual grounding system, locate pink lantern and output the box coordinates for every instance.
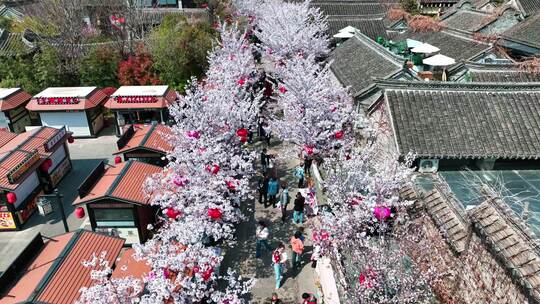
[6,192,17,204]
[236,128,248,137]
[74,207,85,219]
[186,130,200,139]
[166,208,181,219]
[279,86,287,93]
[373,206,391,220]
[208,208,222,220]
[335,130,344,139]
[173,176,188,187]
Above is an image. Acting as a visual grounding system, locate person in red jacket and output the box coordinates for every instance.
[301,292,317,304]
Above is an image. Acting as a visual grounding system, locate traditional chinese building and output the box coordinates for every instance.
[0,88,33,133]
[0,126,72,231]
[105,85,176,136]
[113,123,173,166]
[73,160,162,245]
[0,229,124,304]
[26,87,108,137]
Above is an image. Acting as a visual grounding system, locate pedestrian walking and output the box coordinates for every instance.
[290,231,304,269]
[301,293,317,304]
[272,243,288,289]
[258,173,269,205]
[264,293,282,304]
[294,163,305,188]
[304,154,313,177]
[293,192,306,224]
[267,177,279,208]
[255,221,272,258]
[261,148,269,173]
[278,183,290,223]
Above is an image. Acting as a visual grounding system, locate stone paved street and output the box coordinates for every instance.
[222,139,319,303]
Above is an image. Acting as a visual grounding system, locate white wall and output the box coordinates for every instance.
[13,171,39,209]
[39,112,90,137]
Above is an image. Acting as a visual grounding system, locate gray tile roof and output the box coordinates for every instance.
[470,197,540,301]
[503,13,540,48]
[313,2,386,16]
[327,17,387,40]
[440,9,490,32]
[516,0,540,16]
[381,80,540,159]
[329,33,403,97]
[392,30,491,63]
[0,29,34,57]
[424,188,469,253]
[465,62,540,82]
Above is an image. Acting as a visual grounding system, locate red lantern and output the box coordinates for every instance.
[236,128,248,137]
[225,180,236,190]
[6,192,16,204]
[74,206,85,218]
[46,158,53,167]
[335,130,344,139]
[166,208,181,219]
[304,145,314,155]
[193,266,200,273]
[206,164,220,175]
[202,268,213,281]
[208,208,222,220]
[68,136,74,144]
[240,136,247,143]
[40,161,51,172]
[114,156,122,164]
[279,86,287,93]
[237,78,246,86]
[186,130,200,139]
[359,273,366,284]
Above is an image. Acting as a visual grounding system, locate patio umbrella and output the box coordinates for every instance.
[411,43,440,54]
[333,31,355,39]
[423,54,456,66]
[406,39,422,49]
[339,26,357,33]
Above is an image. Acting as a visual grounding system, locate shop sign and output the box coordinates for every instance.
[115,96,157,103]
[0,212,16,229]
[7,150,40,184]
[18,196,38,224]
[50,158,71,187]
[44,126,67,152]
[37,97,80,105]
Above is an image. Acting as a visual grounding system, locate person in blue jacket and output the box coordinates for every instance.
[267,177,279,208]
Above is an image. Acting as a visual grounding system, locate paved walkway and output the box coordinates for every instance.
[222,139,319,303]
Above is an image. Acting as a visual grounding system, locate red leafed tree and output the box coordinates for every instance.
[118,49,160,85]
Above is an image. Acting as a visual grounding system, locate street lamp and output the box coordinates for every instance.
[38,189,69,233]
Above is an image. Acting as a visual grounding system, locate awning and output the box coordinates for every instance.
[333,31,355,39]
[423,54,456,66]
[411,43,440,54]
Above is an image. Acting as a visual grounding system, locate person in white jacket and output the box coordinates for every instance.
[256,221,272,258]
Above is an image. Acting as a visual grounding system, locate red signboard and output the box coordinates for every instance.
[115,96,158,103]
[37,97,81,105]
[7,150,40,184]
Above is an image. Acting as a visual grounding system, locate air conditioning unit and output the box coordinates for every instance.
[419,159,439,173]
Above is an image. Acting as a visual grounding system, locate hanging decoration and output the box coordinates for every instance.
[115,96,158,103]
[75,207,86,219]
[37,97,80,105]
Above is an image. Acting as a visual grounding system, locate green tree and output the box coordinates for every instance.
[400,0,420,15]
[148,15,214,92]
[79,46,121,88]
[0,55,40,94]
[33,45,79,88]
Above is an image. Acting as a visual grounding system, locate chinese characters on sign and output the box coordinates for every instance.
[115,96,158,103]
[44,127,67,152]
[7,150,40,184]
[37,97,81,105]
[0,212,16,230]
